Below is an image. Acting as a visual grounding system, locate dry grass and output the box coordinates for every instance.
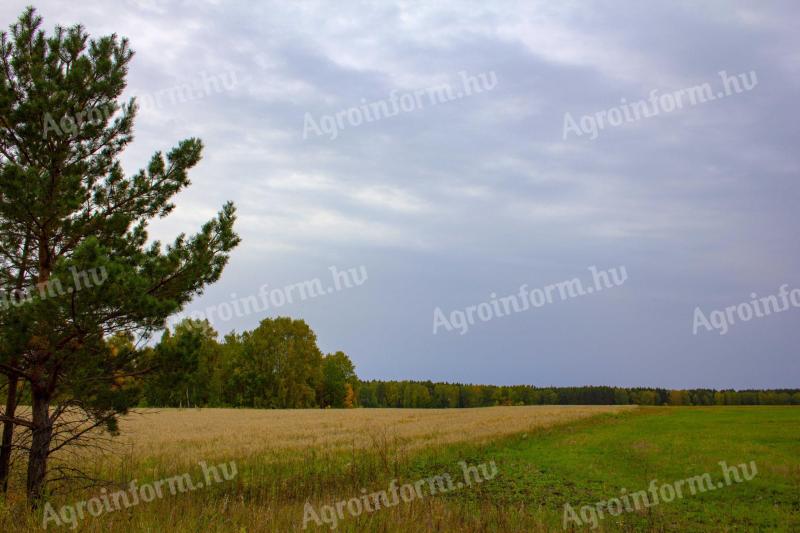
[112,405,634,463]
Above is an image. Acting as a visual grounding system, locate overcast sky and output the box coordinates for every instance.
[4,1,798,389]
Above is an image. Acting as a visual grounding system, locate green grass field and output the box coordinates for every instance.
[1,406,798,532]
[418,406,800,531]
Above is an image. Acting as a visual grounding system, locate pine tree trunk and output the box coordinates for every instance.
[1,233,30,492]
[26,391,52,506]
[0,374,19,492]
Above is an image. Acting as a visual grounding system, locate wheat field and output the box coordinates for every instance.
[113,405,635,462]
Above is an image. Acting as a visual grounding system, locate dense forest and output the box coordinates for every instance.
[356,381,800,407]
[104,317,800,408]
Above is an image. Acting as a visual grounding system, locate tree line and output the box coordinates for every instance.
[356,381,800,407]
[136,317,358,409]
[114,317,800,410]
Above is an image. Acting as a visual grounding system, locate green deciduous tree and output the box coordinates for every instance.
[319,351,357,408]
[141,319,222,408]
[223,318,322,408]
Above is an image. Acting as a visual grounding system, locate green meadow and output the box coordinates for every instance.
[425,406,800,532]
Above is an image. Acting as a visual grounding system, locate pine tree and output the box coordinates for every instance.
[0,8,239,503]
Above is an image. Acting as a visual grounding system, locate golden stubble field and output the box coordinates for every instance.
[113,405,635,463]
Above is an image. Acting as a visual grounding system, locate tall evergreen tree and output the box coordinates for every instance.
[0,8,239,503]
